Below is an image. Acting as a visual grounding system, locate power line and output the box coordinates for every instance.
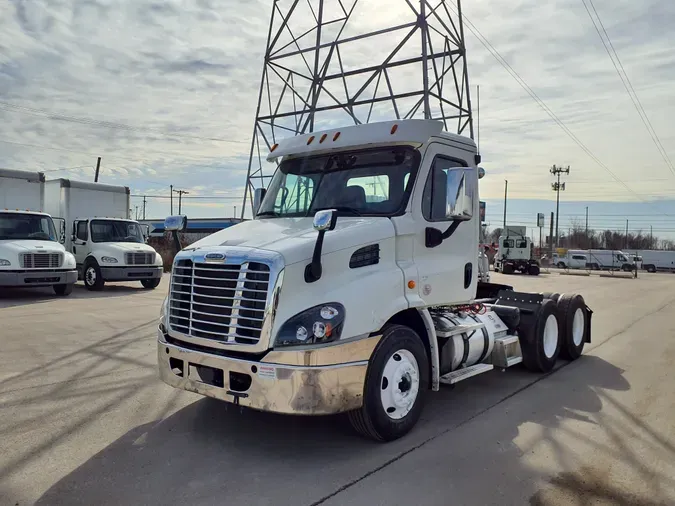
[449,5,655,205]
[580,0,675,177]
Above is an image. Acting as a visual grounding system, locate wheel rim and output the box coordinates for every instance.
[543,314,559,359]
[380,349,420,420]
[85,267,96,285]
[572,308,585,346]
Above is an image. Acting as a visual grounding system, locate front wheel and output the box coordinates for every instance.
[141,278,161,289]
[83,261,105,291]
[347,324,429,442]
[53,283,74,296]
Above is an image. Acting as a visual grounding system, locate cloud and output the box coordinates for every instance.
[1,0,675,225]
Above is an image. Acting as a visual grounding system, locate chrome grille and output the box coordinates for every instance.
[169,259,270,345]
[125,252,154,265]
[20,253,62,269]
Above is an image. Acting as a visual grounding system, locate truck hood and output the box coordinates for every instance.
[187,216,395,265]
[0,239,66,253]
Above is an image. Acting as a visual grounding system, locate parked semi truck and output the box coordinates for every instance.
[157,119,592,441]
[494,232,540,275]
[43,178,163,290]
[0,169,77,295]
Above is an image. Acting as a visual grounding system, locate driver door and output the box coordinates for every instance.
[72,220,90,268]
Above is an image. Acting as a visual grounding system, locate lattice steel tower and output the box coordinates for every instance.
[241,0,473,217]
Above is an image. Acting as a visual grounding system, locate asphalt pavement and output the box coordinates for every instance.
[1,270,674,506]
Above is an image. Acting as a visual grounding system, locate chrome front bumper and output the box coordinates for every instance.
[158,330,381,415]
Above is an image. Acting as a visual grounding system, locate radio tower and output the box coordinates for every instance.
[242,0,474,217]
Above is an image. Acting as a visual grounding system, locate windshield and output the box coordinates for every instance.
[90,220,144,243]
[257,146,420,218]
[0,213,57,241]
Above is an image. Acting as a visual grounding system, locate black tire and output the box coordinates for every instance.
[502,263,514,275]
[646,265,656,273]
[141,278,161,289]
[347,324,429,442]
[528,264,540,276]
[53,283,73,296]
[519,299,560,373]
[541,292,560,302]
[83,259,105,291]
[556,294,588,360]
[557,262,566,269]
[591,263,600,270]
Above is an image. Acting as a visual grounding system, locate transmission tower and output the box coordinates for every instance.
[242,0,474,217]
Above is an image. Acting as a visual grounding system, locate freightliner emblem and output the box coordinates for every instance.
[204,252,226,263]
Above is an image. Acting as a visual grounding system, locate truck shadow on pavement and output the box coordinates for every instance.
[34,356,675,506]
[0,282,161,308]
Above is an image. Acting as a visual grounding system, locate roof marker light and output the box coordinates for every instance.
[271,143,279,152]
[307,135,315,145]
[333,131,341,141]
[319,133,327,143]
[391,124,399,134]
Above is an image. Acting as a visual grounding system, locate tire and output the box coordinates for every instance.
[541,292,560,302]
[53,283,74,296]
[141,278,161,289]
[557,262,566,269]
[528,264,540,276]
[83,260,105,291]
[591,263,600,270]
[556,294,588,360]
[502,263,514,275]
[646,265,656,273]
[519,299,560,373]
[347,324,429,442]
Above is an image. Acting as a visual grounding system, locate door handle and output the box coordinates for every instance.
[73,246,77,254]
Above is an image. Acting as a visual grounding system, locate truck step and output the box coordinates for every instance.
[439,363,494,385]
[492,334,523,369]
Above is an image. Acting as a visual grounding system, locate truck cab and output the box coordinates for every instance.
[0,209,77,295]
[158,119,592,441]
[494,234,540,275]
[69,217,163,290]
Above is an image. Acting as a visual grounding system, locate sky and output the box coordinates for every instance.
[1,0,675,239]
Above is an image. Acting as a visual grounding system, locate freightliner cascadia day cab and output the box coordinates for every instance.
[0,169,77,295]
[158,119,593,441]
[44,179,163,290]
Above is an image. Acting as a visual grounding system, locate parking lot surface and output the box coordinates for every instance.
[1,271,674,505]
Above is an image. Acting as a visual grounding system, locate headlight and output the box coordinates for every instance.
[0,259,10,267]
[101,256,118,263]
[274,303,345,347]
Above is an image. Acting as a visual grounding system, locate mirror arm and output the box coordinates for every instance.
[425,220,463,248]
[305,230,326,283]
[441,220,462,240]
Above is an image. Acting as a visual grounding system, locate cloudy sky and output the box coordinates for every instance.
[1,0,674,238]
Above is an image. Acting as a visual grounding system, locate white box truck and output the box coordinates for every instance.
[558,249,633,271]
[43,179,163,290]
[0,169,77,295]
[626,250,675,273]
[157,119,593,441]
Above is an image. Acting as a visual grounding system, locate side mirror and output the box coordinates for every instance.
[164,215,187,232]
[253,188,267,216]
[313,209,338,232]
[445,168,474,221]
[478,166,486,179]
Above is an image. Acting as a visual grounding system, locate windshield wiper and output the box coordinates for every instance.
[313,206,362,216]
[256,211,280,218]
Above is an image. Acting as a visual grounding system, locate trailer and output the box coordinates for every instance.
[43,179,163,290]
[0,169,77,295]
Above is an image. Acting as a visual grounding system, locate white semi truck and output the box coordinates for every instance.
[44,179,163,290]
[494,233,540,275]
[157,119,593,441]
[0,169,77,295]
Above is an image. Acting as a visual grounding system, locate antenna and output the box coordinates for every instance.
[241,0,474,217]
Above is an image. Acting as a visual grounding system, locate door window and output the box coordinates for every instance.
[422,156,466,222]
[76,221,88,241]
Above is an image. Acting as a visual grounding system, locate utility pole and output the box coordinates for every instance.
[134,206,139,220]
[650,225,653,248]
[549,212,554,259]
[170,185,174,215]
[94,157,101,182]
[625,219,629,249]
[476,85,480,153]
[585,206,589,248]
[550,165,570,247]
[503,180,508,231]
[173,189,189,214]
[142,196,147,220]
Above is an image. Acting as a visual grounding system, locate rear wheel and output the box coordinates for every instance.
[53,283,73,296]
[502,263,514,275]
[541,292,560,302]
[520,299,560,373]
[347,324,428,442]
[141,278,161,289]
[528,264,540,276]
[557,294,588,360]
